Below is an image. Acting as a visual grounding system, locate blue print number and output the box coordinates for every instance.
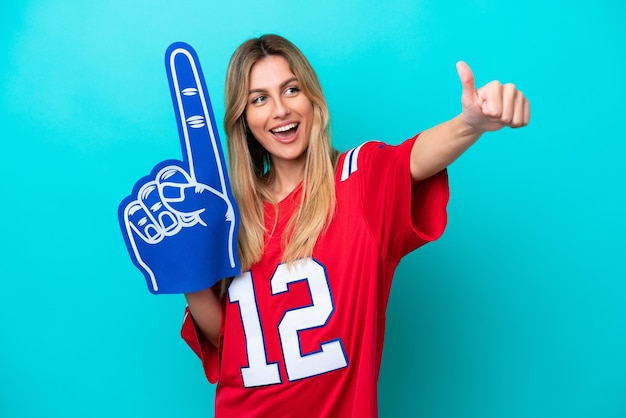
[228,258,348,387]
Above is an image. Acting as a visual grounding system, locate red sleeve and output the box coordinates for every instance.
[348,134,449,262]
[180,307,222,384]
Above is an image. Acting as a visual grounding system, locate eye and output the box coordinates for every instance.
[251,95,266,105]
[285,86,300,96]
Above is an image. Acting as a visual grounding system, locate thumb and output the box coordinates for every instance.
[456,61,477,101]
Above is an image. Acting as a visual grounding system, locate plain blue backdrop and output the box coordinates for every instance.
[1,1,624,417]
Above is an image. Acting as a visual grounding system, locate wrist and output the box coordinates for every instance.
[451,114,484,141]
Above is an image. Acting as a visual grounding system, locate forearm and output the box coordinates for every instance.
[410,114,482,182]
[184,287,223,347]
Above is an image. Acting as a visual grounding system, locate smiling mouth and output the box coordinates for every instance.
[271,122,299,139]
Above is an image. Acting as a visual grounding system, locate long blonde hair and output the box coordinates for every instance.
[224,34,339,270]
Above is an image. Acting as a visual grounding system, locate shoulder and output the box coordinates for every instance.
[336,141,382,182]
[336,137,418,182]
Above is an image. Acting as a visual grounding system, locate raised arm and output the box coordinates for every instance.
[410,61,530,182]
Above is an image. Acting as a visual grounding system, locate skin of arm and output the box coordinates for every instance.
[411,61,530,182]
[185,287,223,347]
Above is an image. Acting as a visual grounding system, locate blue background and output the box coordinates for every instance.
[1,1,624,417]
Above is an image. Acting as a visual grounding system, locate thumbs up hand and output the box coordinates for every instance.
[456,61,530,134]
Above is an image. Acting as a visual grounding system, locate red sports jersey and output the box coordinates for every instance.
[181,135,449,417]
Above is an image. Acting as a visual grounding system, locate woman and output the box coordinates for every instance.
[182,34,529,417]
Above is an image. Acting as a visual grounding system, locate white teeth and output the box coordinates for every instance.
[272,123,298,133]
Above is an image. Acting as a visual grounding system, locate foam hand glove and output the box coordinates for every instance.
[118,43,240,294]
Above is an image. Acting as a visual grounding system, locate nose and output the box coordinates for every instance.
[272,97,290,118]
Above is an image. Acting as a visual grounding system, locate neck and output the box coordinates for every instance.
[269,157,305,202]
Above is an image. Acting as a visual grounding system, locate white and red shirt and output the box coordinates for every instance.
[182,135,449,417]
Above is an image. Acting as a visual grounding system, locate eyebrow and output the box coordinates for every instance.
[248,76,299,95]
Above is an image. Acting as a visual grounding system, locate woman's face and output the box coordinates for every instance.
[245,55,314,170]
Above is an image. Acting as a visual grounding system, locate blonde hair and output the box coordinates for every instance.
[224,34,339,270]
